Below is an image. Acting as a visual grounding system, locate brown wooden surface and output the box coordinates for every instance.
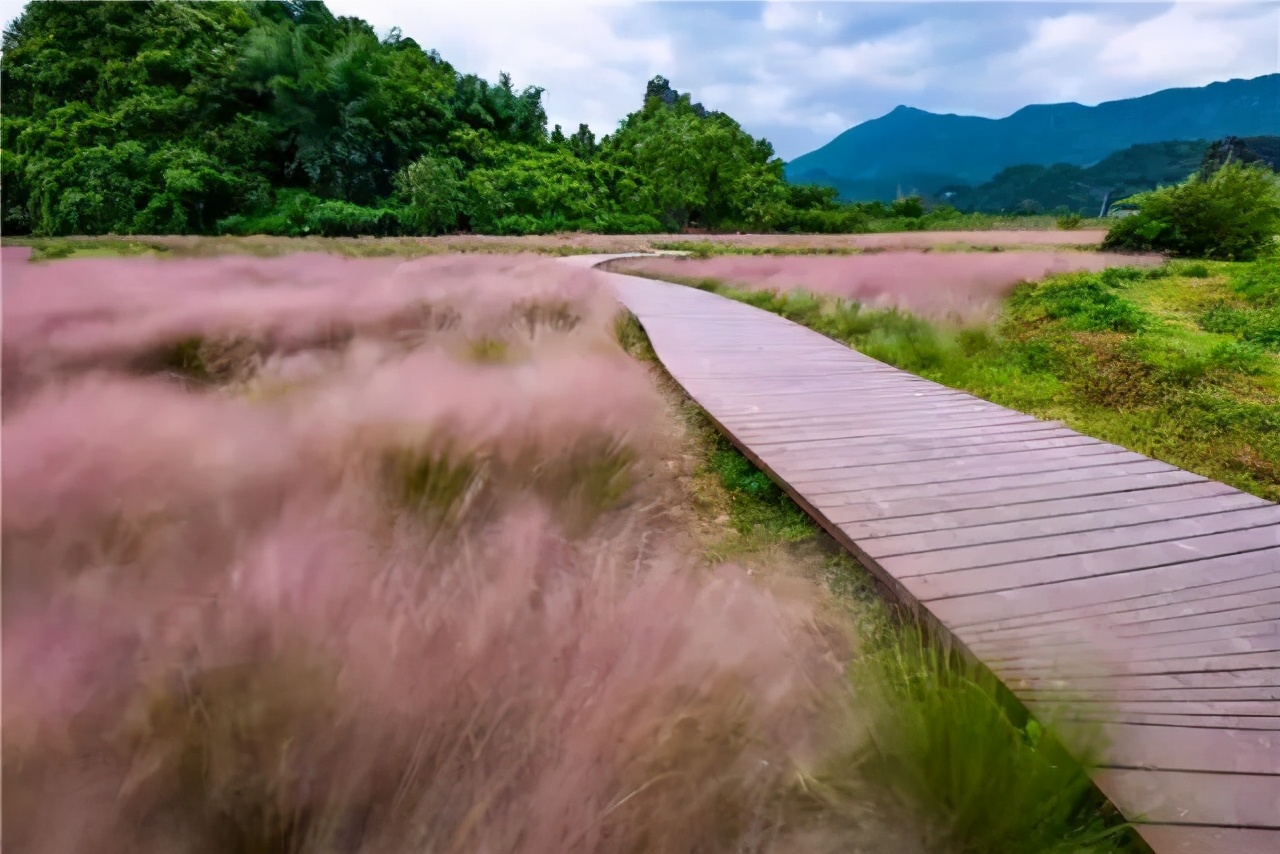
[581,257,1280,852]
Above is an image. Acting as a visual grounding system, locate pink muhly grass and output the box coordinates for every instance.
[2,251,841,854]
[3,252,614,393]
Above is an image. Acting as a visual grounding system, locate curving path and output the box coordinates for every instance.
[567,254,1280,854]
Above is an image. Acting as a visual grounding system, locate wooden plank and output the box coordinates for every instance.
[909,527,1280,602]
[929,550,1280,629]
[1094,769,1280,828]
[1080,717,1280,737]
[996,650,1280,681]
[863,492,1263,556]
[1013,669,1280,695]
[977,567,1280,632]
[733,414,1044,446]
[1060,698,1280,718]
[816,458,1176,507]
[883,506,1280,577]
[823,469,1209,526]
[768,432,1103,472]
[1087,723,1280,774]
[1121,594,1280,635]
[785,442,1128,488]
[766,424,1083,458]
[1136,826,1280,854]
[802,449,1147,496]
[956,560,1280,639]
[970,613,1280,667]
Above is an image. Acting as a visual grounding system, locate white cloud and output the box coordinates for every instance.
[996,1,1278,108]
[761,1,815,32]
[1022,12,1099,57]
[1096,3,1264,83]
[812,28,936,89]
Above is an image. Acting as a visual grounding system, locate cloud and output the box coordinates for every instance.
[997,1,1278,107]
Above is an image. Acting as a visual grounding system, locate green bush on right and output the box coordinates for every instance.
[1102,162,1280,260]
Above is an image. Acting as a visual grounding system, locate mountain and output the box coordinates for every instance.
[786,74,1280,202]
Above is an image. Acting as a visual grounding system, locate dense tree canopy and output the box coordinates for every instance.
[1,0,847,236]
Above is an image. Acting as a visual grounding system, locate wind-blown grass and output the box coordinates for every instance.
[3,252,847,854]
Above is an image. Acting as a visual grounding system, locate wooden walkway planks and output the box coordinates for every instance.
[577,257,1280,854]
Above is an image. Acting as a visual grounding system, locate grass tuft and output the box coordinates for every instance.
[843,625,1129,854]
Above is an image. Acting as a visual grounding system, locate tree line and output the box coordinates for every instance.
[2,0,893,237]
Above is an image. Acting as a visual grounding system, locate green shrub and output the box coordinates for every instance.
[820,299,876,341]
[890,195,925,218]
[1199,302,1280,350]
[774,290,824,327]
[1198,303,1251,336]
[778,206,872,234]
[1206,340,1268,375]
[860,310,949,372]
[1097,267,1146,287]
[1231,250,1280,305]
[306,201,401,237]
[1102,163,1280,260]
[1011,274,1150,333]
[216,190,320,237]
[588,212,666,234]
[394,155,466,235]
[956,327,997,356]
[1056,213,1083,230]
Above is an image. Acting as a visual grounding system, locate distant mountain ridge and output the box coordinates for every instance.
[786,74,1280,202]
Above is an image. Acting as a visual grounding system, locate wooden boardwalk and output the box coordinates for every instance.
[581,258,1280,854]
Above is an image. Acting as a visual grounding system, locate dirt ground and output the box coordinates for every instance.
[612,249,1160,322]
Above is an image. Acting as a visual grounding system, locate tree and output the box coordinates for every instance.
[395,154,466,234]
[600,83,788,229]
[1103,163,1280,260]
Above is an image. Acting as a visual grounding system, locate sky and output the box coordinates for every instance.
[3,1,1277,160]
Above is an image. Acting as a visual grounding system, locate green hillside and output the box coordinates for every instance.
[942,136,1280,215]
[787,75,1280,202]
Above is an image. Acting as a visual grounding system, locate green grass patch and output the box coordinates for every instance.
[838,624,1132,854]
[19,237,171,261]
[703,429,817,541]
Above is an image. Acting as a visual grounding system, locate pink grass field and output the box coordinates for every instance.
[614,249,1161,321]
[2,249,846,854]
